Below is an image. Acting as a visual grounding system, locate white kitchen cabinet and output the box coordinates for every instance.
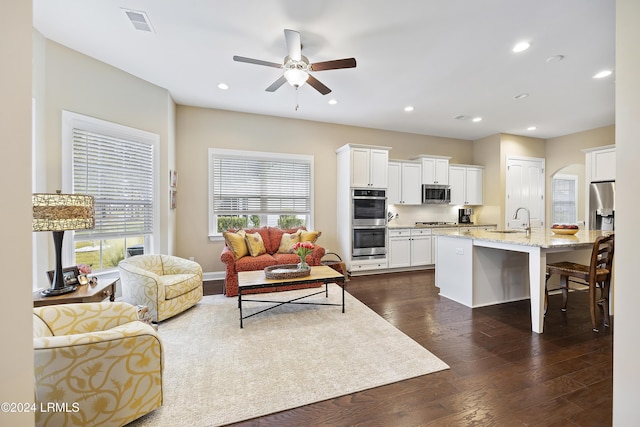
[410,228,432,266]
[388,228,411,268]
[388,161,422,205]
[350,146,389,188]
[419,156,450,185]
[591,146,616,182]
[449,165,484,205]
[388,228,432,268]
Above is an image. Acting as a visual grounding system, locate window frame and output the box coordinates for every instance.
[61,111,160,271]
[551,173,579,224]
[208,148,314,239]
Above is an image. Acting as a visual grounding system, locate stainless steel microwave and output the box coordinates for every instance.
[422,184,451,204]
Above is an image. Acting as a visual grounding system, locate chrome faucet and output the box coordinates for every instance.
[513,207,531,235]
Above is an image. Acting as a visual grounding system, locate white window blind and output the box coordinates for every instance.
[72,128,154,239]
[212,154,311,214]
[552,174,578,224]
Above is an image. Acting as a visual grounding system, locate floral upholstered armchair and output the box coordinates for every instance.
[118,254,203,322]
[33,302,163,427]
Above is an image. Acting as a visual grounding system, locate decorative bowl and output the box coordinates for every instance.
[551,227,579,235]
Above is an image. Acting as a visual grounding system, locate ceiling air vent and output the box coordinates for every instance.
[122,9,154,33]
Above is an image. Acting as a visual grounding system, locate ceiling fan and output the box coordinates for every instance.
[233,29,357,95]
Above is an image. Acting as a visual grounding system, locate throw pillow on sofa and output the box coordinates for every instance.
[223,230,248,260]
[245,232,267,257]
[300,230,322,243]
[277,230,301,254]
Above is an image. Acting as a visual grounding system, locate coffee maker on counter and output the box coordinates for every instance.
[458,208,474,224]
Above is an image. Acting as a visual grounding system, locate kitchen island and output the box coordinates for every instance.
[434,228,613,333]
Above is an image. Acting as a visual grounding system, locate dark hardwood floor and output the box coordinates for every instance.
[207,270,613,426]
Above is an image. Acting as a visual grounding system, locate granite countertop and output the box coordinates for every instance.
[433,228,613,249]
[387,223,496,229]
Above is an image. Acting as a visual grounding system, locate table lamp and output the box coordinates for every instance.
[33,191,94,296]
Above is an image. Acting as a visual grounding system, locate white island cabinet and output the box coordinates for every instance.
[435,228,612,333]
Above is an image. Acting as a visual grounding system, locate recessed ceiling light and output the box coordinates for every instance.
[527,126,537,131]
[472,117,482,123]
[593,70,613,79]
[217,83,229,90]
[514,93,529,100]
[546,55,565,63]
[512,41,530,53]
[328,99,338,105]
[404,106,414,112]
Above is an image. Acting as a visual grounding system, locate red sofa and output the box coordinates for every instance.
[220,226,325,297]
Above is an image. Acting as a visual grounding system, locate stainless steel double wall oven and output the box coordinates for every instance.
[352,189,386,259]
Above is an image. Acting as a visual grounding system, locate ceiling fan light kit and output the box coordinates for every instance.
[233,29,356,96]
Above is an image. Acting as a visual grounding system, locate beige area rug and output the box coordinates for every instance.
[128,284,449,427]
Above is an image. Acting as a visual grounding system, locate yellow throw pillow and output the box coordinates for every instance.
[245,232,267,257]
[277,230,301,254]
[300,230,321,243]
[223,230,248,260]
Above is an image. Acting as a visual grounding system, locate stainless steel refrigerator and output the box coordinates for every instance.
[589,181,615,230]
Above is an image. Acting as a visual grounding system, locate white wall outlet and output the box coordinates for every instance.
[189,256,195,261]
[455,248,464,255]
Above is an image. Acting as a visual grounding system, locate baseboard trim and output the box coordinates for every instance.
[204,271,225,282]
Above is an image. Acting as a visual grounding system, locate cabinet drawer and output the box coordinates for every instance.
[388,228,411,237]
[411,228,431,236]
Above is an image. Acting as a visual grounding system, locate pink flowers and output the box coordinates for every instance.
[77,264,92,274]
[292,241,314,258]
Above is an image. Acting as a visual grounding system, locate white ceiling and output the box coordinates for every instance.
[33,0,615,141]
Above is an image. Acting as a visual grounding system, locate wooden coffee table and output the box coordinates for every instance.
[237,265,345,328]
[33,279,117,307]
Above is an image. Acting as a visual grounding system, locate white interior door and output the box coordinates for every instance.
[506,156,545,229]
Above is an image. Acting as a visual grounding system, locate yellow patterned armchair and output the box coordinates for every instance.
[33,302,163,427]
[118,254,203,322]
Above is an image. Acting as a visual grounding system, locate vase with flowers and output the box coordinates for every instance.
[292,241,314,271]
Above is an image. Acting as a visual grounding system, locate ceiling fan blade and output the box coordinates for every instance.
[306,75,331,95]
[284,29,302,61]
[265,75,288,92]
[310,58,357,71]
[233,56,282,68]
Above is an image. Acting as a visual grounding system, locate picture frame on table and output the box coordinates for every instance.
[47,266,80,286]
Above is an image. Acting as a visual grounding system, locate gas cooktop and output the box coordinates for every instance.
[415,221,457,226]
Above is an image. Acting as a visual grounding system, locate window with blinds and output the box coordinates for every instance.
[72,129,154,239]
[552,174,578,224]
[62,111,159,272]
[209,148,314,236]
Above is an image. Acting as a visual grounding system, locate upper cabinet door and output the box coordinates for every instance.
[351,148,372,188]
[369,149,389,188]
[401,162,422,204]
[465,167,483,205]
[421,157,449,184]
[449,166,466,205]
[591,147,616,182]
[387,161,401,204]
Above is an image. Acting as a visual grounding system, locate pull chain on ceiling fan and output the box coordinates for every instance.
[233,29,357,96]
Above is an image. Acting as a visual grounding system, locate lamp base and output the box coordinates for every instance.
[41,284,77,297]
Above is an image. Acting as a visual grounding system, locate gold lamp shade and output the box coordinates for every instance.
[33,193,94,232]
[33,192,94,296]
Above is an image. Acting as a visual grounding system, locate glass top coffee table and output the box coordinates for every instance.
[237,265,346,328]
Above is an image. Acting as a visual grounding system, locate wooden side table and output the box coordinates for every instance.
[33,279,117,307]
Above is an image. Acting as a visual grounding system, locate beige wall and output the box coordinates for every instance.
[175,105,472,274]
[1,1,34,426]
[472,133,546,228]
[614,0,640,423]
[545,125,615,225]
[34,39,177,280]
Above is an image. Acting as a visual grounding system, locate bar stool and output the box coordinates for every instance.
[545,233,614,332]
